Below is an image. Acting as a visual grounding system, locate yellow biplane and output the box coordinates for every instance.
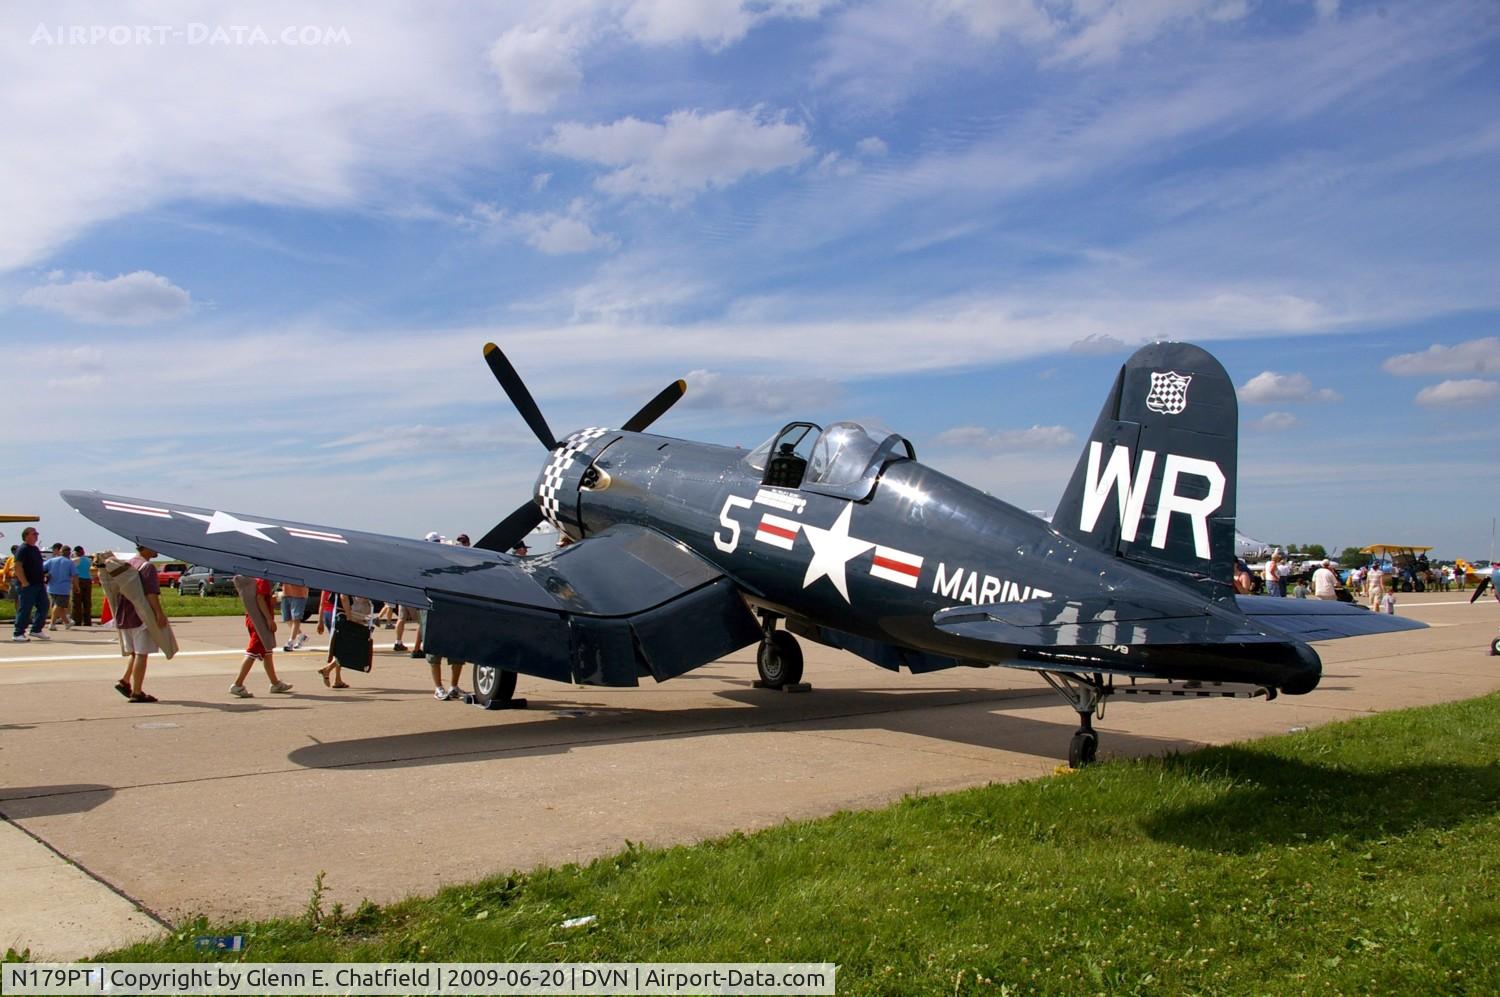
[1,513,40,539]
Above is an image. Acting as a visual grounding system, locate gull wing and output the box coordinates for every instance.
[62,490,760,686]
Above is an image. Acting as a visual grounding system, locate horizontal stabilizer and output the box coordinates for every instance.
[1232,595,1427,641]
[933,594,1276,648]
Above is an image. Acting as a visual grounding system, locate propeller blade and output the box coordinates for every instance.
[474,501,544,553]
[484,342,557,450]
[622,379,688,433]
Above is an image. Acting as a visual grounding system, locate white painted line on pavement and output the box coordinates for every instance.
[0,646,337,665]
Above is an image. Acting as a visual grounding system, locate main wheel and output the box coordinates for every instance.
[1068,730,1098,768]
[1490,636,1500,657]
[472,664,518,709]
[756,630,804,688]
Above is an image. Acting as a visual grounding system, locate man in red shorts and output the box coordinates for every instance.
[230,576,293,698]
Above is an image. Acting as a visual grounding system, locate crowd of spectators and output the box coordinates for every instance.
[6,525,554,705]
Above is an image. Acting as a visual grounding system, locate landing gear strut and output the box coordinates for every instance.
[755,612,805,689]
[1041,671,1108,767]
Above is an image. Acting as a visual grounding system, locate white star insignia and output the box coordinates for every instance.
[177,510,280,543]
[800,503,874,603]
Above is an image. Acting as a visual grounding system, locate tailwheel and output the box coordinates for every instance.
[1490,636,1500,657]
[1041,671,1110,768]
[472,664,521,710]
[1068,728,1099,768]
[756,630,804,688]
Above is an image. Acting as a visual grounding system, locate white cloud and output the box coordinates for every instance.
[932,424,1076,451]
[1414,379,1500,408]
[934,0,1056,44]
[544,108,814,200]
[320,424,506,461]
[621,0,832,47]
[524,199,617,254]
[622,0,755,48]
[1068,333,1130,355]
[488,25,584,113]
[1254,411,1300,431]
[1238,371,1341,404]
[682,369,843,414]
[816,151,859,177]
[469,200,617,255]
[0,8,495,271]
[855,136,888,157]
[1382,337,1500,376]
[516,211,617,254]
[1052,0,1252,65]
[567,255,709,322]
[20,271,191,325]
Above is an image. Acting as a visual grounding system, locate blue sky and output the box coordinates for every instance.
[3,0,1498,561]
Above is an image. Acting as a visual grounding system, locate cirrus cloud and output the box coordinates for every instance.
[932,424,1076,451]
[681,368,842,414]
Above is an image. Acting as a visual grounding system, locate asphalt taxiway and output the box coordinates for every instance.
[2,591,1496,958]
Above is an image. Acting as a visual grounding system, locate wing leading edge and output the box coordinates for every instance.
[61,490,760,686]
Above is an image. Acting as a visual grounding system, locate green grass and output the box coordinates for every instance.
[3,589,251,622]
[150,590,248,618]
[88,693,1500,992]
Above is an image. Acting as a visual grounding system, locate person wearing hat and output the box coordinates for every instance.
[455,534,471,547]
[511,542,528,557]
[1311,559,1339,601]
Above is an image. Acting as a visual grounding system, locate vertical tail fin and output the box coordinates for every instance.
[1053,342,1238,600]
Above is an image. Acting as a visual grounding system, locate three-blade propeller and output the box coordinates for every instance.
[473,343,686,553]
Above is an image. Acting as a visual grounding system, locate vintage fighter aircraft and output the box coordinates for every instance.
[64,341,1423,765]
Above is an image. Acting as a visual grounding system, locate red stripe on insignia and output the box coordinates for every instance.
[759,522,797,541]
[872,555,920,577]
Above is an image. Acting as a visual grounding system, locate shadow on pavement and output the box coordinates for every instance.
[286,685,1191,771]
[1143,747,1500,852]
[0,784,115,817]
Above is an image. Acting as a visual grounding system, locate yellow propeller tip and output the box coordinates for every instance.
[676,379,687,392]
[483,342,498,355]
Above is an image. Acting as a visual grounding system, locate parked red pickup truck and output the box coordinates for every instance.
[155,561,188,588]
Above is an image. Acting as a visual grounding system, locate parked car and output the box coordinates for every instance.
[155,561,188,588]
[176,565,238,597]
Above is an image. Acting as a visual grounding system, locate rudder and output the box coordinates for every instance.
[1053,342,1238,600]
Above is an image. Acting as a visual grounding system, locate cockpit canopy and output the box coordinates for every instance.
[745,420,915,499]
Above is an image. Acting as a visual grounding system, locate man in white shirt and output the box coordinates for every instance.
[1312,560,1339,600]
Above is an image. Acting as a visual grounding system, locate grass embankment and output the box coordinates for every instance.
[102,694,1500,993]
[2,590,249,623]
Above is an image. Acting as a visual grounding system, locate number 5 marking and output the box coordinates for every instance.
[714,495,753,553]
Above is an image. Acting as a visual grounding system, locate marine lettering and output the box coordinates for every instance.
[932,564,1052,607]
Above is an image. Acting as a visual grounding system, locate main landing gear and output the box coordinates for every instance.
[755,612,805,690]
[471,664,525,710]
[1041,671,1107,767]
